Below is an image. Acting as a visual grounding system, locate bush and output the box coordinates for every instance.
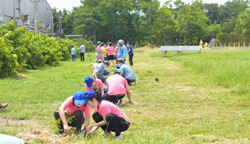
[0,21,93,78]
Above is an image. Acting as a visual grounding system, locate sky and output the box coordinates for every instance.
[48,0,229,11]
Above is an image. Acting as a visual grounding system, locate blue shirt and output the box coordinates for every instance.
[117,45,127,59]
[127,45,133,55]
[71,48,76,55]
[80,45,85,53]
[120,64,136,80]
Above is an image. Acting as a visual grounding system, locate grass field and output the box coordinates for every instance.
[1,49,250,143]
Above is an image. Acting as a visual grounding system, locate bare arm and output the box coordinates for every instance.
[94,72,97,79]
[59,104,69,133]
[100,87,104,96]
[84,115,90,128]
[86,115,107,137]
[125,85,134,104]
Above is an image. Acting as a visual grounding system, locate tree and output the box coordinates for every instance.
[150,6,178,45]
[177,1,209,45]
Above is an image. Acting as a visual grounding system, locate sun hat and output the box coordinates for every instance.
[74,90,95,106]
[85,76,93,88]
[97,41,101,44]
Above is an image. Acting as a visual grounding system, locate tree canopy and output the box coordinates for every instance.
[53,0,250,46]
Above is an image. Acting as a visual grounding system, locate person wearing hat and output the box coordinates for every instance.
[53,90,95,134]
[106,42,115,67]
[117,59,136,86]
[93,60,110,83]
[95,41,104,63]
[85,76,105,96]
[102,69,134,104]
[116,39,127,60]
[126,42,134,66]
[86,93,130,139]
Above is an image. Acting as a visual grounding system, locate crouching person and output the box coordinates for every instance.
[53,90,95,134]
[102,69,134,105]
[86,94,130,139]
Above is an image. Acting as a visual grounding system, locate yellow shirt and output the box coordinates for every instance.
[101,46,107,57]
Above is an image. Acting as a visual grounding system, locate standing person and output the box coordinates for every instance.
[0,103,8,108]
[106,42,115,67]
[53,90,94,134]
[116,39,127,60]
[102,69,134,104]
[95,41,104,63]
[117,59,136,86]
[71,45,76,61]
[127,42,134,66]
[86,93,130,139]
[80,43,86,62]
[101,43,107,61]
[85,76,105,96]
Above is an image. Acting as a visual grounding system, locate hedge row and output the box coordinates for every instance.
[0,21,95,78]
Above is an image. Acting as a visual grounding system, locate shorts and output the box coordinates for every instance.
[108,55,115,60]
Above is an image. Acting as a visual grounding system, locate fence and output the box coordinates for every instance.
[211,42,250,50]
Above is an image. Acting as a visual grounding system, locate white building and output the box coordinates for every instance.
[0,0,53,35]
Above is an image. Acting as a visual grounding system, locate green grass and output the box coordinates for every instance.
[164,49,250,95]
[1,49,250,143]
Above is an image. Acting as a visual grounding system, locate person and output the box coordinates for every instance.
[102,69,133,104]
[86,93,130,139]
[101,43,107,61]
[53,90,94,134]
[127,42,134,66]
[80,43,86,62]
[0,103,8,108]
[116,39,127,60]
[106,42,115,67]
[95,41,104,63]
[113,44,118,60]
[71,45,76,61]
[93,60,110,83]
[85,76,105,96]
[117,59,136,86]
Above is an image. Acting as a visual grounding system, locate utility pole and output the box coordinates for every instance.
[17,0,21,19]
[13,0,16,22]
[58,11,62,36]
[34,0,38,34]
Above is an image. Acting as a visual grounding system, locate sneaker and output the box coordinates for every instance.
[104,132,113,137]
[116,135,122,139]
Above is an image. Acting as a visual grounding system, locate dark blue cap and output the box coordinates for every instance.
[85,76,93,88]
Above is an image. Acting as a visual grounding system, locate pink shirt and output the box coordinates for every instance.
[106,74,128,95]
[96,46,102,54]
[95,100,130,122]
[63,96,91,116]
[107,46,115,55]
[85,79,104,90]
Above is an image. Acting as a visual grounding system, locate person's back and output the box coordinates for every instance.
[94,63,104,75]
[107,46,114,56]
[106,74,127,95]
[80,44,85,53]
[127,45,133,56]
[117,45,127,59]
[71,47,76,55]
[120,65,136,80]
